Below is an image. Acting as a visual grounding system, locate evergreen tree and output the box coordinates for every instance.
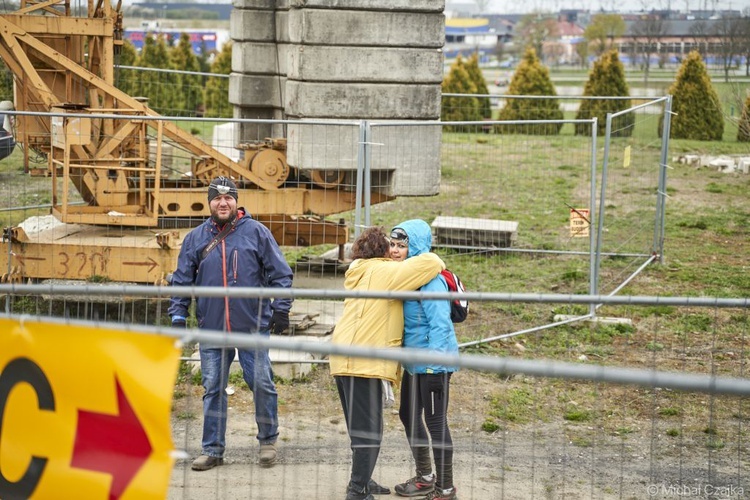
[170,33,203,116]
[204,42,233,118]
[136,35,177,114]
[0,60,13,101]
[115,39,138,98]
[497,47,563,135]
[575,50,634,137]
[441,55,481,130]
[463,53,492,119]
[660,51,724,141]
[738,94,750,142]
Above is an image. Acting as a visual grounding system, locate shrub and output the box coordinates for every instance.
[463,53,493,119]
[441,55,482,130]
[204,42,233,118]
[496,47,563,135]
[136,35,177,113]
[170,33,203,116]
[575,50,634,137]
[737,95,750,142]
[114,40,138,98]
[659,51,723,141]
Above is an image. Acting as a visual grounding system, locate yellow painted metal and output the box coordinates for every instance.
[0,0,395,283]
[1,223,180,283]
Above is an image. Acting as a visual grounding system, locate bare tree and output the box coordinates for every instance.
[739,10,750,76]
[631,14,667,85]
[584,14,626,56]
[474,0,491,13]
[516,11,559,64]
[713,16,745,82]
[689,19,709,57]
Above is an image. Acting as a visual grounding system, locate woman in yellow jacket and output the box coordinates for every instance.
[331,226,445,500]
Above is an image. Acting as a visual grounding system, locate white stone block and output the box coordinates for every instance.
[287,45,442,83]
[287,9,444,47]
[432,216,519,248]
[709,157,736,172]
[212,122,240,162]
[285,81,440,119]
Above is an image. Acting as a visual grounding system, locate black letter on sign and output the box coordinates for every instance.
[0,357,55,499]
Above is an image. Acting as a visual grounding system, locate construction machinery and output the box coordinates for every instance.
[0,0,390,284]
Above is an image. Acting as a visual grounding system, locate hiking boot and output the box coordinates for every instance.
[425,487,457,500]
[259,443,277,467]
[344,492,375,500]
[191,454,223,471]
[368,479,391,495]
[345,484,375,500]
[394,473,435,497]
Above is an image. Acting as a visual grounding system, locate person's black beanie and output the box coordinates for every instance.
[207,176,238,202]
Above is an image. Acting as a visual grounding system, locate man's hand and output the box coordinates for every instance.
[269,310,290,334]
[172,316,187,328]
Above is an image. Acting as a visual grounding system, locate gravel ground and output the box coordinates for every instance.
[168,369,750,500]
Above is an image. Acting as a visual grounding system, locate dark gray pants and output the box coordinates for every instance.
[335,376,383,495]
[399,372,454,490]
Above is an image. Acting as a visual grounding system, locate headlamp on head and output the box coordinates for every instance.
[208,176,238,202]
[214,184,233,195]
[390,228,408,243]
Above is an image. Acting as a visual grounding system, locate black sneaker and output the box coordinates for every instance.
[394,474,435,497]
[368,479,391,495]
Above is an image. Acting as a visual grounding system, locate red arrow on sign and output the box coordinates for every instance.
[122,257,158,273]
[71,377,152,499]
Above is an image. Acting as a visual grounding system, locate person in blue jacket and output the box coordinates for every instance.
[389,219,459,500]
[169,176,293,471]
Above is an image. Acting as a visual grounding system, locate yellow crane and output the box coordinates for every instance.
[0,0,389,284]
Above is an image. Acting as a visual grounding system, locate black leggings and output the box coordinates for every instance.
[399,372,454,490]
[336,376,383,495]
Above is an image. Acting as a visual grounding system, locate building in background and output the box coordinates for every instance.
[124,26,230,56]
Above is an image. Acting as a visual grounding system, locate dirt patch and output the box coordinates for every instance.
[169,366,750,499]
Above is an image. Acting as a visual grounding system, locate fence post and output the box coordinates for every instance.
[588,117,598,318]
[363,120,373,229]
[594,112,613,306]
[354,120,367,239]
[654,95,673,264]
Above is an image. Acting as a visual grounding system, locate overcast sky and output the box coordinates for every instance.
[483,0,749,13]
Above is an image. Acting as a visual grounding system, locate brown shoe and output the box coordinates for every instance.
[259,443,277,467]
[191,454,223,471]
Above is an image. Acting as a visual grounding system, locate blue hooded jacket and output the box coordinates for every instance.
[169,211,293,334]
[393,219,459,374]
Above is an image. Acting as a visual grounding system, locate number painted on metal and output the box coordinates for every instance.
[56,249,110,277]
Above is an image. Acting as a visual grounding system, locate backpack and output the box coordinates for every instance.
[440,269,469,323]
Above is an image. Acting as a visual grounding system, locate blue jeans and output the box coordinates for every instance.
[199,343,279,457]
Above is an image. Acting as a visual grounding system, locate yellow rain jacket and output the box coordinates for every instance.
[330,253,445,383]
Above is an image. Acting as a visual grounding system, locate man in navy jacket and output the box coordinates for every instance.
[169,176,293,471]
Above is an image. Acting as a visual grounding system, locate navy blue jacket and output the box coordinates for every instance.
[169,211,293,333]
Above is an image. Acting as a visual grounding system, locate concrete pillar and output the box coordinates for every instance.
[230,0,289,141]
[231,0,445,196]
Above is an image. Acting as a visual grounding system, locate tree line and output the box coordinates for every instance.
[503,11,750,83]
[116,34,232,117]
[443,47,749,142]
[0,33,233,118]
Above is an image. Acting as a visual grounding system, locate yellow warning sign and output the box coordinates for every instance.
[570,208,590,238]
[623,145,631,168]
[0,318,179,499]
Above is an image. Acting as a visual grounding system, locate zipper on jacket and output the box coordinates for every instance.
[221,240,231,332]
[231,248,238,284]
